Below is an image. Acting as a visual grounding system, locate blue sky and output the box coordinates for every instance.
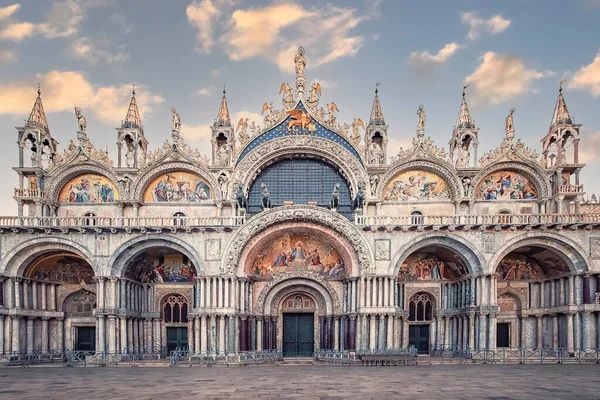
[0,0,599,213]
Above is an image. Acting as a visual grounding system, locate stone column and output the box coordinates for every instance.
[119,317,127,353]
[97,316,106,353]
[210,315,217,353]
[369,315,376,351]
[574,312,581,350]
[31,282,37,310]
[386,315,394,349]
[107,316,117,353]
[377,278,383,307]
[23,281,29,309]
[26,318,34,354]
[468,314,475,350]
[479,313,488,350]
[348,315,356,350]
[219,316,226,354]
[520,317,527,349]
[194,317,200,355]
[127,319,133,352]
[153,319,161,354]
[359,278,365,308]
[536,315,543,349]
[462,315,469,350]
[13,279,21,309]
[240,317,247,352]
[0,316,4,355]
[567,312,574,352]
[56,318,64,352]
[582,312,591,350]
[351,279,358,312]
[376,315,384,350]
[41,318,49,353]
[256,317,263,352]
[568,276,575,305]
[552,314,559,349]
[334,317,340,350]
[188,319,194,354]
[402,317,409,348]
[457,316,463,348]
[132,318,138,352]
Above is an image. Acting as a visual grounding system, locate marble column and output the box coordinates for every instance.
[568,276,575,305]
[402,317,409,348]
[582,312,591,350]
[462,315,469,350]
[132,318,138,352]
[98,316,106,353]
[334,317,340,350]
[210,315,217,353]
[240,317,247,352]
[41,318,49,353]
[567,313,574,352]
[256,317,263,352]
[127,319,133,352]
[119,317,127,353]
[552,314,559,349]
[200,315,207,353]
[536,315,543,349]
[468,314,475,350]
[386,315,394,350]
[153,319,161,354]
[194,317,200,355]
[574,312,581,350]
[218,316,225,354]
[479,314,488,351]
[56,318,64,352]
[26,318,34,354]
[107,316,117,353]
[369,315,376,351]
[188,320,194,354]
[377,315,385,350]
[0,316,4,354]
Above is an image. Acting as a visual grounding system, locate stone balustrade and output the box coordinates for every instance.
[0,215,246,228]
[13,188,46,199]
[553,184,584,195]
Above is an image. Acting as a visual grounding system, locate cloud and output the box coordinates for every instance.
[312,78,337,89]
[211,68,220,77]
[409,42,463,65]
[0,22,36,41]
[461,12,511,40]
[190,2,379,72]
[464,52,554,106]
[66,36,129,65]
[186,0,231,53]
[0,70,164,125]
[0,49,16,63]
[568,50,600,96]
[578,131,600,163]
[0,3,20,20]
[195,86,214,96]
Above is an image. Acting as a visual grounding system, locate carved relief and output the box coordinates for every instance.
[205,239,221,261]
[374,239,391,261]
[95,234,109,256]
[590,237,600,260]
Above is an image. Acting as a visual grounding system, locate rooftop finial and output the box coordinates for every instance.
[369,82,385,125]
[455,84,474,129]
[132,83,136,96]
[37,82,41,96]
[215,84,231,127]
[551,80,572,127]
[122,86,142,129]
[26,84,49,134]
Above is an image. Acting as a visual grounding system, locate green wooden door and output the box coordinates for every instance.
[166,327,188,354]
[409,324,430,353]
[75,327,96,351]
[283,313,314,357]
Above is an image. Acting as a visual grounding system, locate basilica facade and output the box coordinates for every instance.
[1,47,599,359]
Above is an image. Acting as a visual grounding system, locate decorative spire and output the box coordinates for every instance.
[215,85,231,127]
[455,85,474,129]
[122,84,142,129]
[369,82,385,125]
[550,80,572,127]
[26,83,49,134]
[294,47,307,100]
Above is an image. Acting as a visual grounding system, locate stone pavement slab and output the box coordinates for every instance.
[0,364,598,399]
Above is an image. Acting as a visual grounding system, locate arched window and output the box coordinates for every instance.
[409,293,434,322]
[162,295,188,324]
[411,211,424,225]
[173,212,186,226]
[83,212,97,226]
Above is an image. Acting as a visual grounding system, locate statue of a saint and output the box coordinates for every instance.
[171,107,181,131]
[416,105,426,130]
[505,108,515,142]
[294,47,306,76]
[74,106,87,132]
[216,143,229,166]
[236,118,249,145]
[351,118,365,146]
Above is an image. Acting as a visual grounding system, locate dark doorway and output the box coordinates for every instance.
[283,313,314,357]
[497,322,510,348]
[166,327,188,354]
[409,324,430,353]
[75,326,96,351]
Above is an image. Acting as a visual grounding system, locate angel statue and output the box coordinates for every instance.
[350,118,365,147]
[74,106,87,132]
[309,82,322,104]
[416,105,426,130]
[505,108,515,142]
[326,102,339,126]
[171,107,181,131]
[249,121,259,137]
[236,118,249,145]
[279,83,293,108]
[261,102,275,126]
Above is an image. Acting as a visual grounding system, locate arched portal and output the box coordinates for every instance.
[408,292,436,353]
[62,289,97,351]
[161,293,190,354]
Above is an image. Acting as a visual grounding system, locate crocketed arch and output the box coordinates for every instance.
[489,232,589,275]
[221,206,374,275]
[46,163,121,203]
[471,161,549,200]
[389,233,485,276]
[108,234,205,277]
[133,160,221,202]
[230,136,369,201]
[0,237,98,277]
[377,160,461,200]
[259,276,339,315]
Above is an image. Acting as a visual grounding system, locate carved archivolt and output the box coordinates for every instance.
[471,161,549,200]
[497,287,527,313]
[257,273,341,315]
[269,286,325,316]
[377,160,462,200]
[222,206,374,274]
[133,160,222,202]
[46,162,121,204]
[229,136,369,198]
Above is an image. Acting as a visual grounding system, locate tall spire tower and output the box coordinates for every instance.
[294,47,307,100]
[211,86,235,167]
[365,83,389,165]
[116,85,148,168]
[449,85,479,168]
[26,84,50,135]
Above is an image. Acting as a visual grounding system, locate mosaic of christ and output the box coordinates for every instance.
[251,233,345,279]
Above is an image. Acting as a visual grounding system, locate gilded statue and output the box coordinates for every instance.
[326,102,339,126]
[261,102,277,126]
[74,106,87,132]
[309,82,321,103]
[287,110,312,134]
[350,118,365,146]
[236,118,249,145]
[279,83,293,107]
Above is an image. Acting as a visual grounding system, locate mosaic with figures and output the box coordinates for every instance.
[251,233,345,278]
[143,172,211,203]
[496,246,569,280]
[125,249,198,283]
[398,248,468,281]
[476,171,536,200]
[27,254,95,284]
[383,170,451,201]
[59,174,118,203]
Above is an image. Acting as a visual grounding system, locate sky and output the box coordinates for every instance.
[0,0,599,214]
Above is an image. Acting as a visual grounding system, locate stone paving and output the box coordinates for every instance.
[0,364,599,399]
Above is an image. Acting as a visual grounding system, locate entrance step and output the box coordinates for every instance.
[277,358,315,366]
